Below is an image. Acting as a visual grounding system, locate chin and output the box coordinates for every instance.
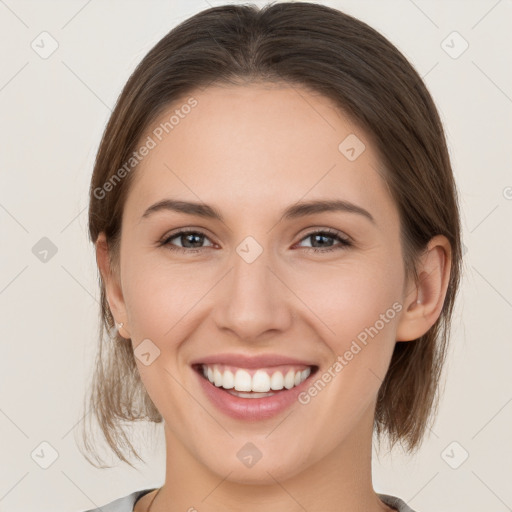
[201,448,311,486]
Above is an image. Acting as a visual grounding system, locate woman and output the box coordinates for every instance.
[80,2,461,511]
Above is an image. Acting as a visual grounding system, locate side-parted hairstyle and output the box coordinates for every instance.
[81,1,462,468]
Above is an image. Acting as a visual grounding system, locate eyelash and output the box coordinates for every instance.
[158,228,352,254]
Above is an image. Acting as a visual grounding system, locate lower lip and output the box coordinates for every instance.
[193,367,315,421]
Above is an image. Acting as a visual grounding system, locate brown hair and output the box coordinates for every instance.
[80,1,462,468]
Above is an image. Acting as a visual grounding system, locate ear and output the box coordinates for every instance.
[95,232,130,339]
[396,235,452,342]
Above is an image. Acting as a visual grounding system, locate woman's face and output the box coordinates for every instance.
[108,83,414,483]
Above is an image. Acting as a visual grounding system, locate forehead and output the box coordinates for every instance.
[124,83,397,225]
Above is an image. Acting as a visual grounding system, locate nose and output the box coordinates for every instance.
[212,244,294,342]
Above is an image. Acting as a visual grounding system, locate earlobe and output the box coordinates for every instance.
[396,235,452,342]
[95,232,129,338]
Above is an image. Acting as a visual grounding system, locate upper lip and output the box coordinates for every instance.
[190,353,318,369]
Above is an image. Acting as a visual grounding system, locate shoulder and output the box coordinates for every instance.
[79,489,414,512]
[378,493,419,512]
[80,488,157,512]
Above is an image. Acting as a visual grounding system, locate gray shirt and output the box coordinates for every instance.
[81,488,417,511]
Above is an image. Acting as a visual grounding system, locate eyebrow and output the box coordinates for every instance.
[140,198,375,224]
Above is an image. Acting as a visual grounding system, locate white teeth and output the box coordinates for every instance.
[284,369,295,389]
[252,370,271,392]
[270,371,284,390]
[234,369,252,391]
[201,364,312,392]
[213,367,223,387]
[222,369,235,389]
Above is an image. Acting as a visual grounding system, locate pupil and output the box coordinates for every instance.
[313,234,330,247]
[185,233,202,248]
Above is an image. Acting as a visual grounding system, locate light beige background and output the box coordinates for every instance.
[1,1,511,511]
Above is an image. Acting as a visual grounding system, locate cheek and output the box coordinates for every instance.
[291,257,403,340]
[296,268,403,421]
[291,258,404,411]
[121,256,195,339]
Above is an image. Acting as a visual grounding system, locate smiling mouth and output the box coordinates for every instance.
[192,363,319,397]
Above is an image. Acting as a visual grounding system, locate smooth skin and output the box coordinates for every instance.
[96,83,451,512]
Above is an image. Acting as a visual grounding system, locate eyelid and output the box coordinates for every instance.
[294,227,353,252]
[299,227,352,243]
[160,226,217,243]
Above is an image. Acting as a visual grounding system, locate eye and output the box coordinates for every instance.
[296,228,352,253]
[159,229,215,254]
